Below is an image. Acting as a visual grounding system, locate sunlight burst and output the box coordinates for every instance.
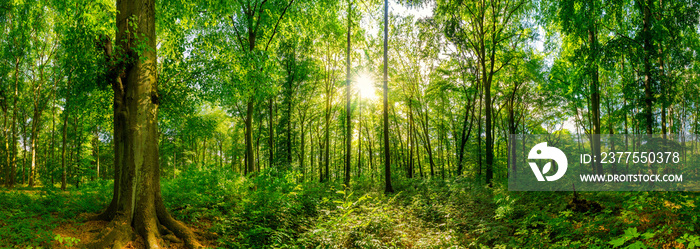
[356,72,377,100]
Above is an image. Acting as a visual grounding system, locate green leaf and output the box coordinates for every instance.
[609,238,626,248]
[625,241,647,249]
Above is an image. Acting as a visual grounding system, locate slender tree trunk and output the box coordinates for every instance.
[367,129,374,181]
[324,85,331,183]
[588,22,603,174]
[245,101,254,174]
[7,58,19,188]
[73,115,82,189]
[29,107,42,187]
[408,100,415,178]
[300,117,306,180]
[269,97,274,168]
[2,107,8,186]
[61,106,68,191]
[476,89,483,178]
[202,137,207,169]
[418,108,436,177]
[508,98,517,179]
[357,103,362,178]
[484,74,493,185]
[94,128,100,180]
[51,87,56,185]
[344,0,353,187]
[383,0,393,193]
[642,0,654,135]
[20,114,28,185]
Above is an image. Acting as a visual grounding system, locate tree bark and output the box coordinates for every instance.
[344,0,353,187]
[642,0,654,135]
[588,21,603,174]
[7,58,19,188]
[408,99,415,178]
[383,0,393,193]
[88,1,201,248]
[61,92,70,191]
[323,80,331,183]
[245,100,254,174]
[269,97,274,168]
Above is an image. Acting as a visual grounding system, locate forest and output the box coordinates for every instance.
[1,0,700,248]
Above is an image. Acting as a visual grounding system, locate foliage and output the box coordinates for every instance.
[0,182,110,247]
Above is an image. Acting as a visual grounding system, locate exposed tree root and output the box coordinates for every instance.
[84,212,203,249]
[86,215,135,249]
[85,201,117,221]
[83,196,202,249]
[156,187,203,249]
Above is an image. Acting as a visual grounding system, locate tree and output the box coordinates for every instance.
[438,0,529,184]
[89,0,200,247]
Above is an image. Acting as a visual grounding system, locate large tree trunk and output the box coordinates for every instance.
[88,1,201,248]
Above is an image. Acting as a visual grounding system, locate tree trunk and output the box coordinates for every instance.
[269,97,274,168]
[2,106,8,186]
[300,116,306,180]
[61,98,69,191]
[7,58,19,188]
[203,138,209,169]
[324,83,331,183]
[408,100,415,178]
[417,107,436,177]
[29,107,42,187]
[245,100,254,174]
[476,89,483,178]
[88,1,201,248]
[93,128,100,180]
[588,23,603,174]
[485,74,493,185]
[344,0,353,187]
[73,115,81,188]
[642,0,654,135]
[383,0,393,193]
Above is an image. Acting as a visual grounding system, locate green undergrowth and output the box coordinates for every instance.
[1,170,698,249]
[161,169,700,249]
[0,181,111,248]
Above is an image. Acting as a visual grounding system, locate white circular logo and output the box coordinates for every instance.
[527,142,568,181]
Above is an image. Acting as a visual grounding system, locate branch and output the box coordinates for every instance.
[162,71,182,86]
[252,0,269,47]
[231,16,247,52]
[265,0,295,51]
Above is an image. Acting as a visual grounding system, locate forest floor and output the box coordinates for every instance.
[1,169,698,248]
